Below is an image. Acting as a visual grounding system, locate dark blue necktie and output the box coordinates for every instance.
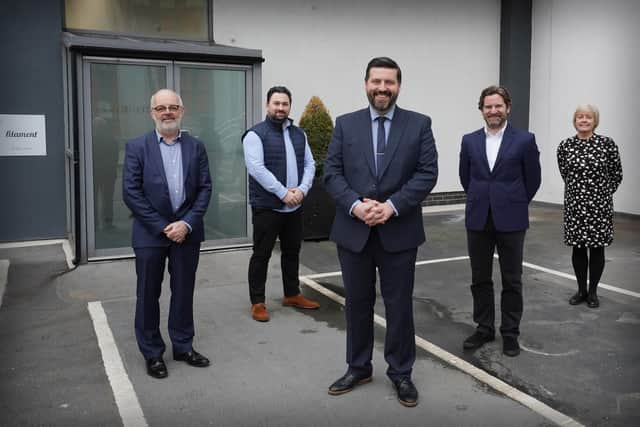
[376,116,387,174]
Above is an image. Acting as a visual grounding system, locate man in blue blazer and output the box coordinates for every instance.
[123,89,212,378]
[459,85,541,357]
[324,57,438,407]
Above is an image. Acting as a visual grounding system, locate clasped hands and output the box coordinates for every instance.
[353,198,394,227]
[164,220,189,244]
[282,188,304,208]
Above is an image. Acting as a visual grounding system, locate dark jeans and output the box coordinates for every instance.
[467,215,526,338]
[248,208,303,304]
[571,246,605,294]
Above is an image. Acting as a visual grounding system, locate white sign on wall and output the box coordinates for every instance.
[0,114,47,156]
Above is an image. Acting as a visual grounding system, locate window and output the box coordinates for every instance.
[65,0,210,41]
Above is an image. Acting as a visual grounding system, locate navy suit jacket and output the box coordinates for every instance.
[324,107,438,253]
[123,130,212,248]
[459,124,541,232]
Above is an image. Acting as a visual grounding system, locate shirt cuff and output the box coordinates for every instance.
[277,187,289,200]
[298,185,311,196]
[181,220,192,233]
[386,199,398,216]
[349,199,362,217]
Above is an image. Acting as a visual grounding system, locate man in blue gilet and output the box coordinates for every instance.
[242,86,319,322]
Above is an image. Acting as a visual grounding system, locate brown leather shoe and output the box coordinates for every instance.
[282,294,320,309]
[251,303,270,322]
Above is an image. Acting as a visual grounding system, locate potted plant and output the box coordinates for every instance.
[299,96,335,240]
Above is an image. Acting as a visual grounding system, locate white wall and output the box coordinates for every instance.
[213,0,501,193]
[531,0,640,214]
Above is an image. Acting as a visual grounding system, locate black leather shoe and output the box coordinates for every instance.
[173,349,210,367]
[503,336,520,357]
[463,331,495,350]
[328,372,372,396]
[587,294,600,308]
[393,378,418,407]
[146,357,168,379]
[569,291,587,305]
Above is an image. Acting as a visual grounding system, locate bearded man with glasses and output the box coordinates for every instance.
[123,88,213,379]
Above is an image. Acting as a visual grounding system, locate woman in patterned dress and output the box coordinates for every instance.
[557,104,623,308]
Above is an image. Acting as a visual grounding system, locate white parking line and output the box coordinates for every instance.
[305,256,471,281]
[308,255,637,299]
[88,301,147,427]
[416,255,470,266]
[522,261,640,299]
[299,275,584,427]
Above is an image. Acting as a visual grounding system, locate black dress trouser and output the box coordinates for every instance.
[467,214,526,338]
[248,207,303,304]
[337,228,417,382]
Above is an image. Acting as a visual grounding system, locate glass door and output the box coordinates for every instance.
[176,63,249,246]
[83,58,170,258]
[82,57,252,260]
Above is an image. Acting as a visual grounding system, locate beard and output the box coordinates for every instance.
[484,114,507,130]
[267,111,288,123]
[367,89,398,113]
[154,116,181,134]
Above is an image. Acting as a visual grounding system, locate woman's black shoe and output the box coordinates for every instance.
[587,294,600,308]
[569,292,587,305]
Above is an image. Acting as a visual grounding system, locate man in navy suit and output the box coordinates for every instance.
[123,89,212,378]
[459,85,541,357]
[324,57,438,407]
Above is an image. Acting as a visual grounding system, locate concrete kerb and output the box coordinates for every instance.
[0,259,9,309]
[0,239,74,270]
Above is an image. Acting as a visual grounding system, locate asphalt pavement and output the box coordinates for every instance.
[1,203,638,426]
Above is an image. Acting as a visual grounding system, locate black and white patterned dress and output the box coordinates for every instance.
[557,134,623,247]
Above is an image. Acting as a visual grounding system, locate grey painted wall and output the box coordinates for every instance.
[531,0,640,214]
[213,0,501,194]
[0,1,67,241]
[500,0,532,131]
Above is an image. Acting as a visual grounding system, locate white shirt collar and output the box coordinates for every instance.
[484,121,508,138]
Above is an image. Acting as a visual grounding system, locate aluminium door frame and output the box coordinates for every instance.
[79,56,173,261]
[173,60,254,250]
[78,56,255,262]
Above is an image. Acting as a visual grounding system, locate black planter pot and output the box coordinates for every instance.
[302,177,335,240]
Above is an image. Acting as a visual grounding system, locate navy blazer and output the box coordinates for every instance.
[459,124,541,232]
[324,107,438,253]
[123,131,212,248]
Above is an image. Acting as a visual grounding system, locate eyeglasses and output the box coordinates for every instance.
[152,105,181,113]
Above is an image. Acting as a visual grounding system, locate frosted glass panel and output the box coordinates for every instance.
[90,62,166,250]
[179,67,248,240]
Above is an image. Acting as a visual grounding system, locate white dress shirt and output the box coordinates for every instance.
[485,121,507,171]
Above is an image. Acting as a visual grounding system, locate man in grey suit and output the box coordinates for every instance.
[324,57,438,407]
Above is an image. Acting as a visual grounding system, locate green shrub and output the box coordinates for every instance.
[299,96,333,178]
